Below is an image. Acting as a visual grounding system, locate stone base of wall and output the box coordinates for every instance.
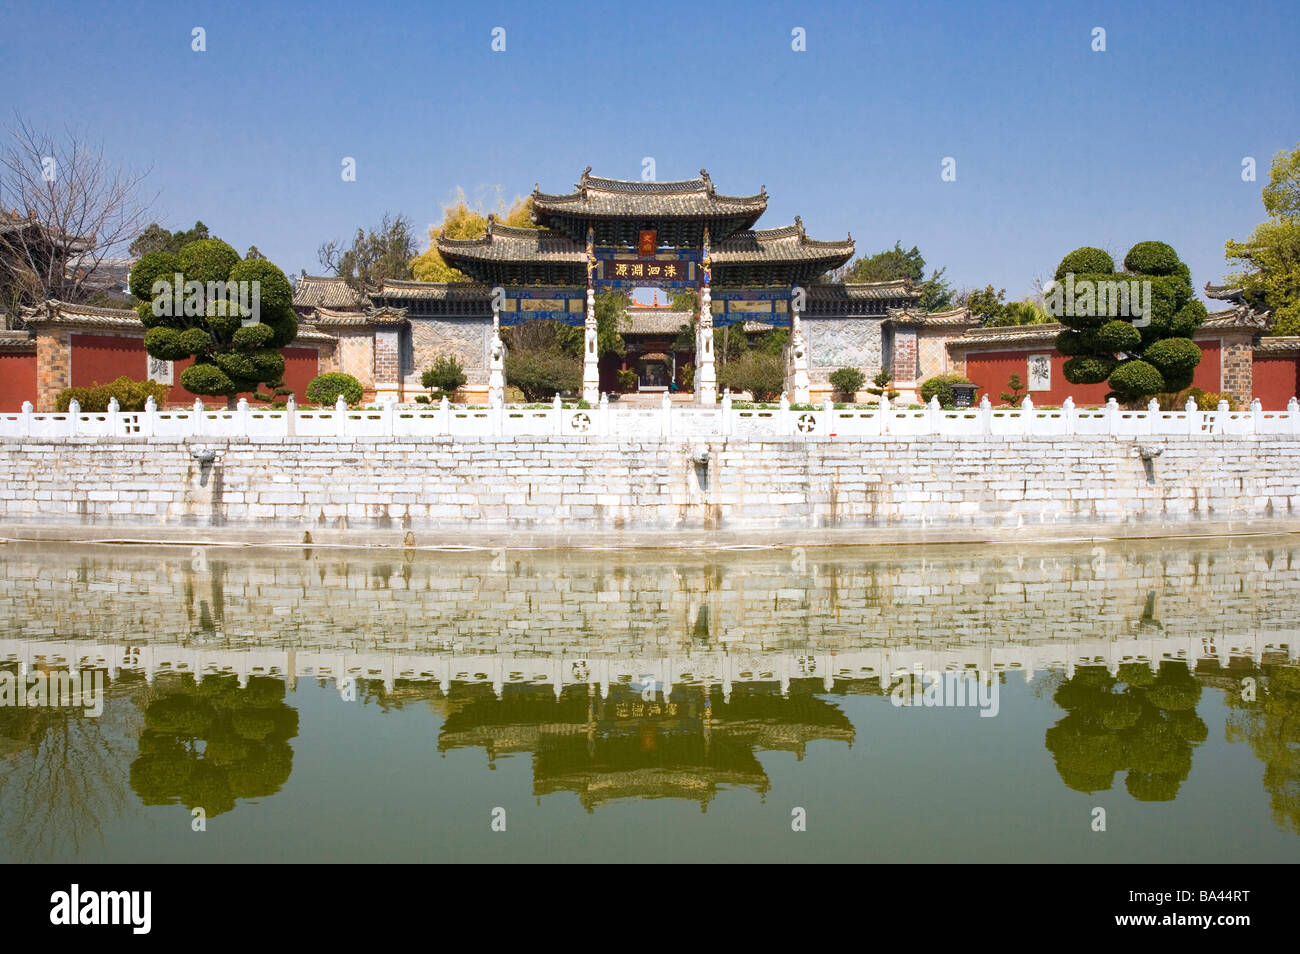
[2,436,1298,543]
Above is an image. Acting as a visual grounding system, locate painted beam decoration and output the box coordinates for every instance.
[496,287,588,326]
[710,289,793,327]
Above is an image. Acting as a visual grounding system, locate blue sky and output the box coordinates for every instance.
[1,0,1296,303]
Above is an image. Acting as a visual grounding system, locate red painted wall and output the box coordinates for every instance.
[0,351,37,411]
[965,340,1224,407]
[1191,339,1221,393]
[1254,355,1300,409]
[70,334,318,406]
[964,351,1109,406]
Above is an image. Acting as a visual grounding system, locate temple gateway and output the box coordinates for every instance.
[294,168,962,403]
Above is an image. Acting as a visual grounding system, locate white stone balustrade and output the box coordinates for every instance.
[2,393,1298,442]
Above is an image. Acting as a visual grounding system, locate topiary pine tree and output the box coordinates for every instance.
[132,239,298,408]
[1050,241,1206,406]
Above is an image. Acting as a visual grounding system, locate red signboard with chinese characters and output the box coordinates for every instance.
[638,230,657,256]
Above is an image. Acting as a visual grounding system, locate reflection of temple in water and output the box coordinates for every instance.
[433,683,855,810]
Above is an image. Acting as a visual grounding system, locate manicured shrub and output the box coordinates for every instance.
[919,373,975,408]
[1108,360,1165,401]
[829,366,866,397]
[129,251,181,302]
[178,238,240,285]
[182,363,235,396]
[305,372,363,406]
[616,369,639,393]
[1142,337,1200,392]
[55,376,169,412]
[1062,355,1117,384]
[1123,241,1182,276]
[1054,247,1115,280]
[1096,319,1142,353]
[1055,241,1203,402]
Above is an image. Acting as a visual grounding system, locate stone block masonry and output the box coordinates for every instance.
[1,435,1299,542]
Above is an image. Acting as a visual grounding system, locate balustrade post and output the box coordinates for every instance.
[1215,399,1229,437]
[1021,394,1035,437]
[1186,395,1200,436]
[106,396,120,437]
[439,395,450,436]
[67,398,80,437]
[1105,397,1119,436]
[721,388,733,438]
[236,397,249,437]
[928,395,941,435]
[1289,397,1299,437]
[335,395,347,437]
[1062,395,1076,436]
[979,394,992,436]
[1146,397,1159,435]
[878,393,891,436]
[285,394,296,437]
[20,400,33,438]
[779,392,791,436]
[1251,398,1263,435]
[191,398,204,437]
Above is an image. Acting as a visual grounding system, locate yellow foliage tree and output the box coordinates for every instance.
[411,191,538,282]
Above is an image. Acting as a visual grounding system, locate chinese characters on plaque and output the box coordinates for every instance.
[148,355,174,386]
[1028,354,1051,391]
[610,259,683,281]
[638,229,657,256]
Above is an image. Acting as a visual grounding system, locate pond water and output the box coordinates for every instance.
[0,537,1296,863]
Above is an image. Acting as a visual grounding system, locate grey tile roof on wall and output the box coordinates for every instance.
[368,281,494,301]
[293,275,367,310]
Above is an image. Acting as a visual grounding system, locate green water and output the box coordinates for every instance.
[0,538,1296,863]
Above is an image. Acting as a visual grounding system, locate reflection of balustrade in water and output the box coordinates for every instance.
[3,630,1294,700]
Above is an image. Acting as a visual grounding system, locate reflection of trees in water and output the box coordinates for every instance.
[1226,666,1300,834]
[129,674,298,817]
[0,669,146,863]
[1044,662,1206,801]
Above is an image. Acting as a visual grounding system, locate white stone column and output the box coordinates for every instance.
[488,286,505,408]
[785,287,810,404]
[696,283,716,405]
[582,285,600,404]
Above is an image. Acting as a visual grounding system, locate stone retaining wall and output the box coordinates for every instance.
[0,435,1298,536]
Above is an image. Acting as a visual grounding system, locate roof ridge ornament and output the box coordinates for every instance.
[579,165,591,198]
[700,168,714,195]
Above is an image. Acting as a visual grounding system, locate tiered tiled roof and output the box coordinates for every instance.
[532,167,767,246]
[711,218,854,285]
[436,219,585,285]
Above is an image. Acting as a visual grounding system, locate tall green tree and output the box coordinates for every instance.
[1225,141,1300,335]
[317,212,417,291]
[129,221,215,257]
[1052,242,1206,404]
[841,241,953,310]
[134,238,298,407]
